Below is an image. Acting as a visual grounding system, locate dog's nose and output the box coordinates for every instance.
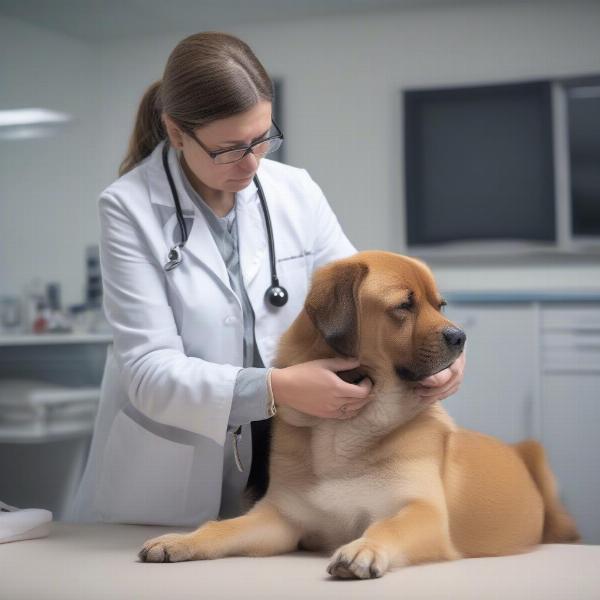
[442,327,466,350]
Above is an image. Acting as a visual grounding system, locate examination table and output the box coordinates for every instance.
[1,522,599,599]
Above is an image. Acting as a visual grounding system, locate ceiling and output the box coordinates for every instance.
[0,0,499,42]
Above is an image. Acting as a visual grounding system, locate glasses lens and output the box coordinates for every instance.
[213,149,247,165]
[253,137,283,157]
[214,137,283,164]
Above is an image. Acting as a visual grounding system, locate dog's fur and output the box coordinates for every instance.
[139,251,579,578]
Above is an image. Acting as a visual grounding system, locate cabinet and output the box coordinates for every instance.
[444,298,600,543]
[539,306,600,544]
[443,304,536,443]
[0,334,111,519]
[541,374,600,543]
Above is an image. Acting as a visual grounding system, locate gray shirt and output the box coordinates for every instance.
[178,161,270,427]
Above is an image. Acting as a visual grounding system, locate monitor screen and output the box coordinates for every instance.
[404,81,556,247]
[567,81,600,237]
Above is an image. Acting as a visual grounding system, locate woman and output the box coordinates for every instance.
[69,32,464,526]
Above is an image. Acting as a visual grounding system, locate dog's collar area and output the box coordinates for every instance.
[336,367,369,385]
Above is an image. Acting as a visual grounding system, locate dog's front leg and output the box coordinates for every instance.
[327,500,461,579]
[139,500,302,563]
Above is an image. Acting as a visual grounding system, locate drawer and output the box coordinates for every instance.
[542,351,600,373]
[542,330,600,349]
[542,330,600,373]
[542,306,600,331]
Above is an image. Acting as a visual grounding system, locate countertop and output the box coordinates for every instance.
[1,522,599,599]
[443,291,600,303]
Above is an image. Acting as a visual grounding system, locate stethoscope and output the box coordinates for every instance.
[161,142,289,307]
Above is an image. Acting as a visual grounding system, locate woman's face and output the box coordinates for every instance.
[170,100,273,195]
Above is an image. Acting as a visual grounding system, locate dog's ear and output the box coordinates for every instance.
[305,261,369,356]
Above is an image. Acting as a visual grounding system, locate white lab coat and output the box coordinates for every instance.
[68,141,355,526]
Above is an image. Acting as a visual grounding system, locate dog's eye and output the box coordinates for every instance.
[389,292,415,316]
[389,302,413,321]
[438,300,447,312]
[394,301,413,311]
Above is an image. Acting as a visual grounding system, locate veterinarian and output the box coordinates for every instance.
[69,32,465,527]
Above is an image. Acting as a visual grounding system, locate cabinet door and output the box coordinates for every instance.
[541,374,600,544]
[540,304,600,543]
[443,304,536,443]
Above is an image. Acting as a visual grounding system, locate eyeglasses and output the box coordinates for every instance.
[185,120,284,165]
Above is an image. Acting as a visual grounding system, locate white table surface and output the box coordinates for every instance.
[1,522,599,600]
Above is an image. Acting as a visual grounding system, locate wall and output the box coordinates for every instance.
[1,1,600,308]
[238,0,600,292]
[0,15,103,307]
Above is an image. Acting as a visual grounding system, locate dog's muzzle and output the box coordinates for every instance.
[395,326,466,382]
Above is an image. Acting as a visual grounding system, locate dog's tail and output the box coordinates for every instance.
[513,439,581,544]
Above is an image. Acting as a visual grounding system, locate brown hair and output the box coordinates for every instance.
[119,32,273,176]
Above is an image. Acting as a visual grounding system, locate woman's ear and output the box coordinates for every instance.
[162,114,184,149]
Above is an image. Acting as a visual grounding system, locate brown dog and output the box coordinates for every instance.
[139,251,579,578]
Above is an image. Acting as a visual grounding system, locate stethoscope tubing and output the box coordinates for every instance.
[252,172,280,292]
[161,141,288,306]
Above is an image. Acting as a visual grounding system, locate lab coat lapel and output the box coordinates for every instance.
[236,184,268,292]
[147,142,230,289]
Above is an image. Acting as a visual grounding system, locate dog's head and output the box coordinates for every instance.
[304,251,465,387]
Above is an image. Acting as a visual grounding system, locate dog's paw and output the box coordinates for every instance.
[138,533,194,563]
[327,537,389,579]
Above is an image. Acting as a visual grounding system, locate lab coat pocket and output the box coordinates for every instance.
[276,254,310,318]
[259,255,310,366]
[94,410,194,525]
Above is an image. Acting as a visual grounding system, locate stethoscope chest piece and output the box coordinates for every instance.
[164,245,183,271]
[266,284,288,307]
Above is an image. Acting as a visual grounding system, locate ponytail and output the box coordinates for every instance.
[118,81,165,176]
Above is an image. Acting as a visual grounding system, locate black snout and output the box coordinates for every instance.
[442,327,466,350]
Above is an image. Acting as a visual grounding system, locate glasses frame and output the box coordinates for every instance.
[184,119,284,165]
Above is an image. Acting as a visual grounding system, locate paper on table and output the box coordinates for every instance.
[0,500,52,544]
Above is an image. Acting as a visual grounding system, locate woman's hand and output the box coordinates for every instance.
[416,351,466,403]
[270,358,373,420]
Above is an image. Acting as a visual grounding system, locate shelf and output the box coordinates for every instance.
[0,420,94,443]
[0,333,112,347]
